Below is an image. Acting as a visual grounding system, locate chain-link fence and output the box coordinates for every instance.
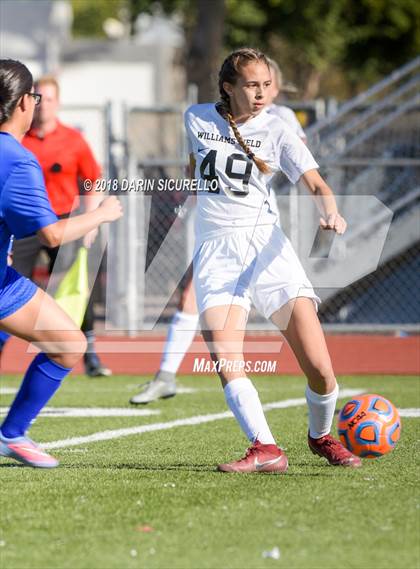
[106,106,193,331]
[305,57,420,330]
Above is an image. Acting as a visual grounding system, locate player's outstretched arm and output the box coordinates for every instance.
[300,169,347,235]
[37,196,123,248]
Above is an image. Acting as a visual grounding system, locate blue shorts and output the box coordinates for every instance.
[0,266,37,320]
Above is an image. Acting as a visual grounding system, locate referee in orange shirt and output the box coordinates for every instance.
[12,76,111,377]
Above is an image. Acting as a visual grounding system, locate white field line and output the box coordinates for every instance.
[2,386,213,396]
[0,407,160,418]
[398,408,420,418]
[176,386,201,394]
[42,388,365,450]
[126,386,203,394]
[125,385,220,394]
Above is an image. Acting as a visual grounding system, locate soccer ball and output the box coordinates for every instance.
[337,394,401,458]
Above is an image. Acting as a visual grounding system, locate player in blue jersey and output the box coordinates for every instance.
[0,59,123,468]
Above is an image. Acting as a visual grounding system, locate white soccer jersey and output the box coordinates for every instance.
[266,104,306,140]
[184,103,318,244]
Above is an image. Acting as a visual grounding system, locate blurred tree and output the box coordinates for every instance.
[259,0,353,98]
[224,0,267,48]
[71,0,420,99]
[125,0,225,101]
[71,0,123,37]
[252,0,420,98]
[342,0,420,90]
[186,0,226,102]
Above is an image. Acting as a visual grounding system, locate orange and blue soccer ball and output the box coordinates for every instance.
[338,394,401,458]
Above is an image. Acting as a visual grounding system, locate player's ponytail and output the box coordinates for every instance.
[0,59,33,125]
[218,48,271,175]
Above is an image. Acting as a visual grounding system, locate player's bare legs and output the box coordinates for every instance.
[0,288,86,467]
[271,297,361,467]
[200,304,288,473]
[1,288,86,367]
[201,304,249,385]
[180,270,198,314]
[271,298,335,395]
[130,266,199,404]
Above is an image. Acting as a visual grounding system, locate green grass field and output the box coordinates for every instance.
[0,374,419,569]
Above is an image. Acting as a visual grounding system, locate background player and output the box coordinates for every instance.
[0,59,122,468]
[10,76,110,377]
[130,265,198,404]
[266,58,307,142]
[185,47,361,472]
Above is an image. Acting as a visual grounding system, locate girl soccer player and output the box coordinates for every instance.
[185,48,361,472]
[0,59,123,468]
[129,59,301,406]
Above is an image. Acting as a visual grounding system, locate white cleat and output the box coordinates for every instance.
[130,375,177,405]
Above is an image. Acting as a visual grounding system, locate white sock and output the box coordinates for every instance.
[224,377,276,445]
[305,384,339,439]
[160,311,199,374]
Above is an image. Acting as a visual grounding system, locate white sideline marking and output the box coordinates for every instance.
[125,385,217,394]
[177,386,200,394]
[42,388,365,450]
[0,387,17,395]
[0,407,160,418]
[2,385,209,396]
[398,408,420,418]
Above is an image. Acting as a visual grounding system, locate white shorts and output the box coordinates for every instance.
[193,224,320,319]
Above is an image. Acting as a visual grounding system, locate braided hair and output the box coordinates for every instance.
[217,48,271,174]
[0,59,33,125]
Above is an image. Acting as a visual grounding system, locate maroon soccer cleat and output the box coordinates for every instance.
[218,440,288,473]
[308,433,362,467]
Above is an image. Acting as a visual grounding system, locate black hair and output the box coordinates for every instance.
[0,59,33,125]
